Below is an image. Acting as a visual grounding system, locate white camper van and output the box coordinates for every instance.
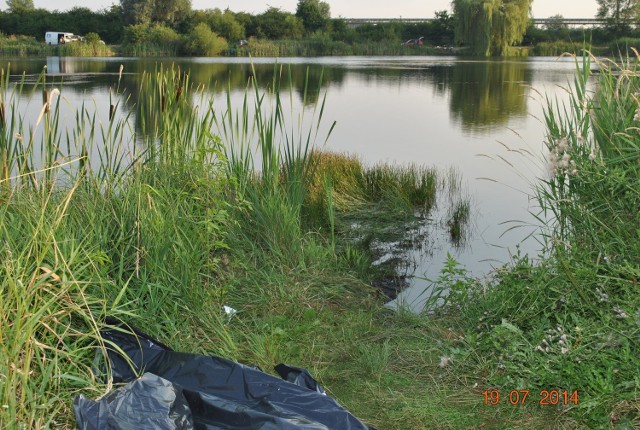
[45,32,76,45]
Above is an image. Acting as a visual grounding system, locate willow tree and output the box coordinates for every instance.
[452,0,532,56]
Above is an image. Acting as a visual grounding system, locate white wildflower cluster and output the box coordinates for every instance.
[595,287,609,303]
[548,136,577,177]
[497,354,506,371]
[634,107,640,122]
[535,326,570,354]
[613,306,628,319]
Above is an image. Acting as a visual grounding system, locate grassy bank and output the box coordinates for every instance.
[0,63,461,427]
[0,34,114,57]
[1,56,638,429]
[427,54,640,427]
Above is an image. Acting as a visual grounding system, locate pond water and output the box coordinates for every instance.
[0,55,580,312]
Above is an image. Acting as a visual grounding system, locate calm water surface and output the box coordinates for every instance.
[1,55,580,311]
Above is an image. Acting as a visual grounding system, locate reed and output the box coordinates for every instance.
[212,64,333,266]
[0,63,235,426]
[233,38,440,57]
[532,40,593,56]
[57,42,114,57]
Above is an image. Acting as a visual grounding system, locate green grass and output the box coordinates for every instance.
[2,56,635,430]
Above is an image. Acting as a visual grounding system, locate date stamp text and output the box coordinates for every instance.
[482,389,579,406]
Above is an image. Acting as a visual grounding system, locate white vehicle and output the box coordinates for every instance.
[45,32,77,45]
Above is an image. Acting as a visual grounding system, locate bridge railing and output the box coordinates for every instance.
[344,18,607,28]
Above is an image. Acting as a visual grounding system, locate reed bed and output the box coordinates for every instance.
[57,42,114,57]
[234,39,440,57]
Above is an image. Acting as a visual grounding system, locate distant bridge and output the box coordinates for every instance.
[344,18,606,28]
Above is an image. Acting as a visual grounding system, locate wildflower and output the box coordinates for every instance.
[613,307,628,319]
[556,137,568,152]
[558,334,568,346]
[562,153,571,163]
[634,108,640,122]
[536,338,551,353]
[439,356,453,368]
[559,159,569,169]
[571,169,578,176]
[561,347,569,354]
[589,150,596,161]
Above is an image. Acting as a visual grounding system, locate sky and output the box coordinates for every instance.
[29,0,599,19]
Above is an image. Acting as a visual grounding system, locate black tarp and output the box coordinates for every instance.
[74,323,374,430]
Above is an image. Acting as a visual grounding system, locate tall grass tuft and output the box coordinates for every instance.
[214,65,334,267]
[0,64,235,427]
[533,54,640,422]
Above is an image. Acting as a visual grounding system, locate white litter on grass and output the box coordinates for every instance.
[439,356,453,368]
[223,306,237,317]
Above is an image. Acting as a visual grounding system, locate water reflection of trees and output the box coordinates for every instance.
[448,61,531,133]
[0,57,540,135]
[95,61,347,138]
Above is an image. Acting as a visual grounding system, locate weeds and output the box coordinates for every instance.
[0,64,231,427]
[429,53,640,427]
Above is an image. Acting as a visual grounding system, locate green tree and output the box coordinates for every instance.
[5,0,33,13]
[452,0,532,56]
[184,22,227,56]
[152,0,190,26]
[120,0,191,26]
[193,8,244,42]
[544,14,569,39]
[295,0,330,34]
[432,10,455,45]
[120,0,152,24]
[255,7,303,39]
[596,0,640,36]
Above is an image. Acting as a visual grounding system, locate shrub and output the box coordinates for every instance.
[122,24,183,55]
[184,23,227,56]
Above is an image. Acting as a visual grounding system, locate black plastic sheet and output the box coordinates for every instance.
[74,323,374,430]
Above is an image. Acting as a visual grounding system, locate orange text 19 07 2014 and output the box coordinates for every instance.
[481,389,579,406]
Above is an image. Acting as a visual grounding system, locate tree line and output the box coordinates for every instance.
[1,0,640,56]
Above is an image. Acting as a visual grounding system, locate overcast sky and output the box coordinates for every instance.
[28,0,598,19]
